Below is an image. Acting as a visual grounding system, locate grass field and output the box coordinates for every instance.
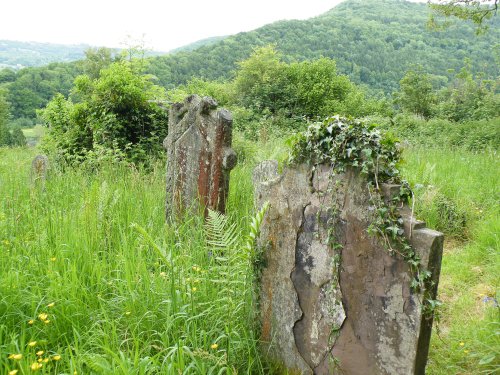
[0,143,498,374]
[21,126,46,146]
[401,148,499,374]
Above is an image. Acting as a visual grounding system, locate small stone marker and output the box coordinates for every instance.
[30,154,49,188]
[163,95,237,219]
[253,161,443,375]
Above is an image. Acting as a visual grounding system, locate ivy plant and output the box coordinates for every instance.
[288,115,440,317]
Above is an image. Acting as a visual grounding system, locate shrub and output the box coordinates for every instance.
[377,114,500,151]
[40,61,168,165]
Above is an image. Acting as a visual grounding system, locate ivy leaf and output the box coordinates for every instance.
[386,224,400,239]
[362,148,373,158]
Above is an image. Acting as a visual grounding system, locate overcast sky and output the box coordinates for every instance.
[2,0,427,52]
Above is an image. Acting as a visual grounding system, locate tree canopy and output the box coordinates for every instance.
[40,61,168,164]
[428,0,499,32]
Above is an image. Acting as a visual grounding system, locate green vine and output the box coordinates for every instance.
[289,115,441,318]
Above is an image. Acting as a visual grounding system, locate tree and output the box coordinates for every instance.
[0,69,16,84]
[82,47,121,79]
[40,61,168,164]
[434,63,500,121]
[428,1,499,32]
[10,127,27,146]
[234,45,282,108]
[0,90,12,146]
[395,67,435,119]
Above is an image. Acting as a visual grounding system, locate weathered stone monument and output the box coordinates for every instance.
[30,154,50,189]
[163,95,237,219]
[253,161,443,375]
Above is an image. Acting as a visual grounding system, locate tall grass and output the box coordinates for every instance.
[401,147,499,374]
[1,143,498,374]
[0,147,263,374]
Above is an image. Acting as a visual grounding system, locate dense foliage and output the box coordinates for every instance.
[0,90,26,147]
[429,0,499,32]
[147,0,499,93]
[395,63,500,122]
[234,47,385,118]
[40,61,168,164]
[3,62,83,122]
[2,0,499,122]
[289,116,401,182]
[167,46,391,139]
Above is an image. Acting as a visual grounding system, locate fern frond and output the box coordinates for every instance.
[205,209,239,252]
[245,201,270,255]
[131,222,171,266]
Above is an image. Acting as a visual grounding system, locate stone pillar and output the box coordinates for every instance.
[253,161,443,375]
[163,95,237,219]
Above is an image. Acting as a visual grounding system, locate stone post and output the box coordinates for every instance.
[163,95,237,219]
[253,161,443,375]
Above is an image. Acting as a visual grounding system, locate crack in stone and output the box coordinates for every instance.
[291,201,313,371]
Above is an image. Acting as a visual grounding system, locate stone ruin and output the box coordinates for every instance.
[163,95,237,219]
[253,161,443,375]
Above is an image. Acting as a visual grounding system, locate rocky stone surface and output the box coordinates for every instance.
[163,95,236,219]
[254,161,443,375]
[30,154,49,188]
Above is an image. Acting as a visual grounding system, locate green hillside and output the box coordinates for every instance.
[1,0,499,121]
[148,0,499,93]
[168,36,228,53]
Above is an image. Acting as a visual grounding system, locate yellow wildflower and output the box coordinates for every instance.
[47,302,55,308]
[50,257,56,261]
[28,319,34,325]
[28,341,37,347]
[43,319,50,324]
[192,287,197,292]
[8,353,22,360]
[38,313,48,321]
[459,342,465,346]
[37,358,43,363]
[42,358,49,363]
[210,343,218,350]
[52,354,61,361]
[36,350,44,356]
[9,369,19,375]
[30,362,43,370]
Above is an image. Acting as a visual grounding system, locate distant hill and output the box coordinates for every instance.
[0,40,167,70]
[0,40,90,69]
[147,0,499,94]
[169,36,228,54]
[2,0,499,120]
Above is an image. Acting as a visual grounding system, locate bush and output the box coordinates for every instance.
[9,127,26,146]
[40,61,168,165]
[234,46,390,120]
[377,114,500,151]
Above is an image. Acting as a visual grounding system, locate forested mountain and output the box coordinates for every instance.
[168,36,228,53]
[1,0,499,121]
[0,40,90,69]
[148,0,499,93]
